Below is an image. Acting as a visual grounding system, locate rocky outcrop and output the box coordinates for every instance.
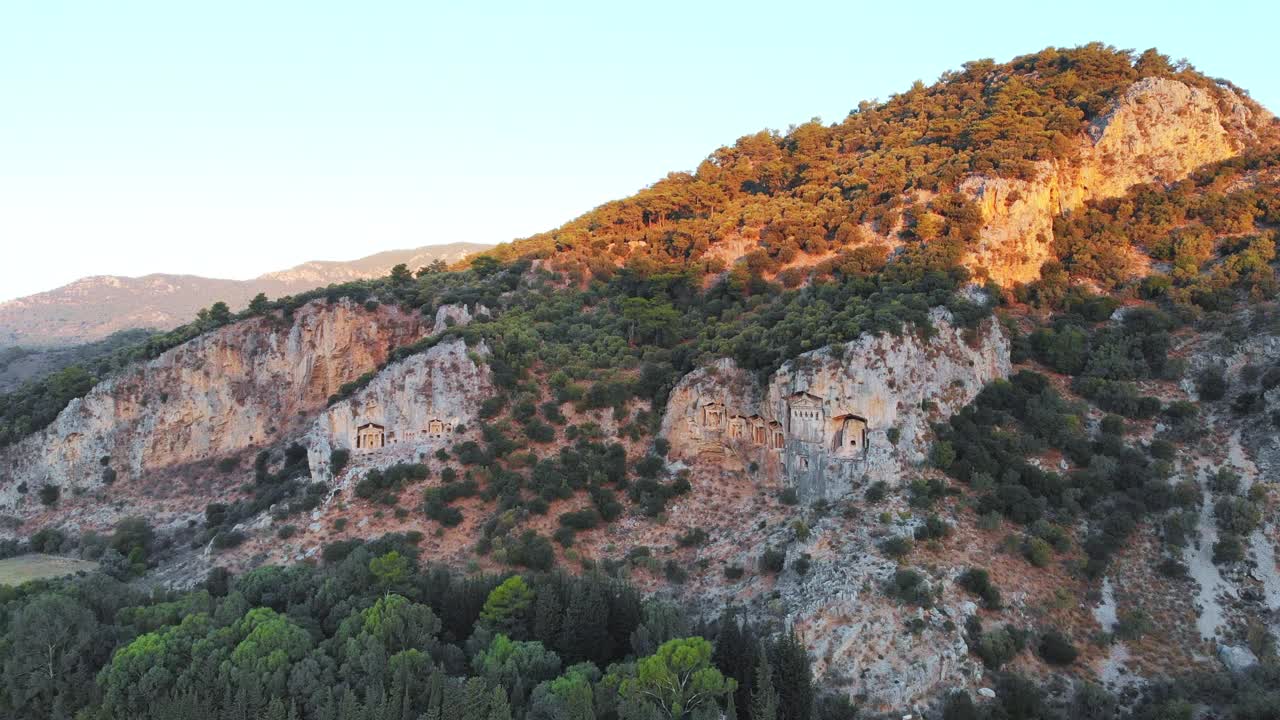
[963,77,1263,285]
[0,299,426,509]
[661,309,1010,499]
[303,337,493,484]
[431,303,490,335]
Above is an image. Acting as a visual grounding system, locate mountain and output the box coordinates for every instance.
[2,45,1279,720]
[0,242,490,348]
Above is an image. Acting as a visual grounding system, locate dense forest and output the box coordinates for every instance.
[0,533,815,720]
[2,533,1276,720]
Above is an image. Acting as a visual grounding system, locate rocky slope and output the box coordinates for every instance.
[0,242,488,348]
[0,299,426,509]
[303,336,493,486]
[961,77,1265,285]
[661,309,1011,499]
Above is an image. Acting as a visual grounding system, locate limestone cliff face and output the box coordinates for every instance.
[962,77,1264,285]
[661,308,1010,498]
[0,299,426,509]
[303,337,493,485]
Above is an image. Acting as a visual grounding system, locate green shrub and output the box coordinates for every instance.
[886,568,932,607]
[760,548,786,574]
[880,535,913,559]
[1212,535,1245,564]
[329,448,350,474]
[677,528,709,547]
[1038,629,1079,665]
[38,484,60,506]
[865,481,888,503]
[1196,367,1228,401]
[1023,537,1053,567]
[958,567,1003,609]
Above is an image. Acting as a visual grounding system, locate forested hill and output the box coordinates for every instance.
[482,44,1272,283]
[1,44,1280,720]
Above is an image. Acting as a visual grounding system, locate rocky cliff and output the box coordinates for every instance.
[0,299,426,509]
[962,77,1265,285]
[661,308,1011,499]
[303,337,493,486]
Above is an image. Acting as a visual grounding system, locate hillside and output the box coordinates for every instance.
[0,241,490,348]
[0,45,1278,720]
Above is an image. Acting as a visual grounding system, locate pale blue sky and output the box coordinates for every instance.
[1,0,1275,302]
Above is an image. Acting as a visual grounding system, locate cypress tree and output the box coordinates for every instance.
[749,647,779,720]
[558,580,611,665]
[769,630,812,720]
[421,670,445,720]
[714,609,756,720]
[532,582,563,647]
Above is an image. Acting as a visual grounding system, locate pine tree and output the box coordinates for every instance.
[338,689,363,720]
[462,678,490,720]
[264,697,287,720]
[486,686,512,720]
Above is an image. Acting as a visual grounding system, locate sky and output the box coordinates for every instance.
[1,0,1276,302]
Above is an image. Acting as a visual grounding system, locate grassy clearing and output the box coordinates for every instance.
[0,553,98,586]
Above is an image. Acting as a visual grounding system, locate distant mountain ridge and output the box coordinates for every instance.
[0,242,490,348]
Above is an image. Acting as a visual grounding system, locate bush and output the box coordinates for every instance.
[1037,629,1079,665]
[1212,535,1245,564]
[276,524,297,539]
[1114,610,1152,641]
[329,448,350,474]
[886,568,932,607]
[779,487,799,505]
[791,554,812,575]
[663,560,688,583]
[558,508,602,530]
[913,515,951,541]
[507,531,554,571]
[1023,537,1053,567]
[973,626,1020,669]
[760,548,786,574]
[552,527,575,547]
[958,567,1002,609]
[38,484,60,506]
[930,441,956,469]
[1196,367,1228,401]
[865,481,888,503]
[29,527,68,553]
[212,530,247,550]
[879,535,913,558]
[676,528,709,547]
[723,564,744,580]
